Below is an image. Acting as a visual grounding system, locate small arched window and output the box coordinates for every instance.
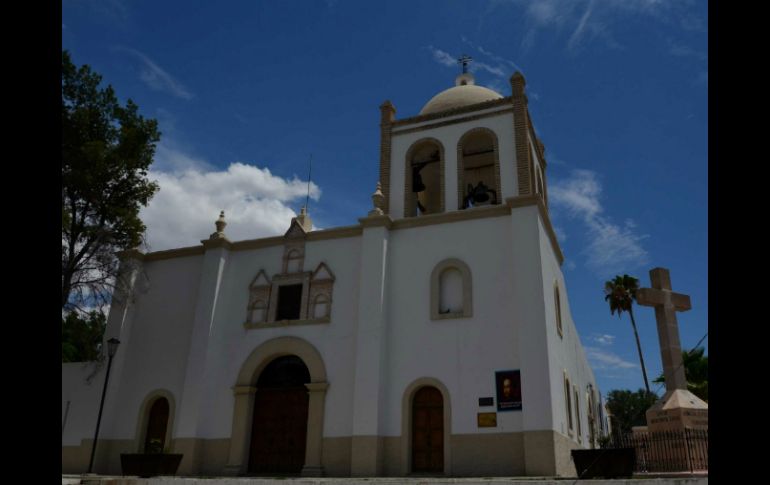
[430,259,472,320]
[555,283,563,338]
[564,374,573,434]
[574,386,582,442]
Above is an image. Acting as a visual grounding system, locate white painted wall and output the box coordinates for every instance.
[101,254,204,442]
[192,236,363,439]
[379,211,556,436]
[537,218,600,447]
[62,363,104,446]
[389,111,517,218]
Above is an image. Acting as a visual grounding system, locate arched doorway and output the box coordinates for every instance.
[412,386,444,473]
[248,355,310,474]
[144,397,169,452]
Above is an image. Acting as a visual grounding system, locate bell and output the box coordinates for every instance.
[472,181,490,203]
[412,169,426,192]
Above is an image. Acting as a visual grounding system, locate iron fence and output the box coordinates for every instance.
[606,429,708,473]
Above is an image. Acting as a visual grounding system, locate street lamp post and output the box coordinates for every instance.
[87,337,121,474]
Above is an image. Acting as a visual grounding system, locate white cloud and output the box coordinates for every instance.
[119,47,194,100]
[585,346,637,370]
[471,61,505,77]
[141,145,321,252]
[427,42,521,96]
[549,169,649,275]
[591,333,616,346]
[510,0,686,50]
[427,46,457,67]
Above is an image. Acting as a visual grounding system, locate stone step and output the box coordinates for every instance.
[63,476,708,485]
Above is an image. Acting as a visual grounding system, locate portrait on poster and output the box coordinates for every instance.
[495,370,522,411]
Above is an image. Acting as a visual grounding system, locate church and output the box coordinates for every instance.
[62,64,603,477]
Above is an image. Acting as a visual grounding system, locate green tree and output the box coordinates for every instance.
[62,50,160,314]
[605,388,658,435]
[62,311,107,362]
[604,274,651,394]
[653,347,708,402]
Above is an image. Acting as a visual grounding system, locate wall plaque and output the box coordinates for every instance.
[478,397,494,407]
[495,370,522,412]
[477,412,497,427]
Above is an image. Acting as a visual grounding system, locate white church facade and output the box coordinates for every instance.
[62,69,603,477]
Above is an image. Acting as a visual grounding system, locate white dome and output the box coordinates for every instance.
[420,73,503,115]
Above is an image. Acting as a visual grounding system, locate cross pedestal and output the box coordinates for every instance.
[636,267,707,432]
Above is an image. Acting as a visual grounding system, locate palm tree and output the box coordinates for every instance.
[604,274,651,394]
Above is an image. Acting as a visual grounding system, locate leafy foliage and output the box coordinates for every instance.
[604,274,651,393]
[653,347,708,402]
[62,311,107,362]
[61,50,160,313]
[605,388,659,435]
[604,274,639,317]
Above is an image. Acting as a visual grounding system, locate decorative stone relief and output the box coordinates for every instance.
[244,212,335,329]
[309,263,336,321]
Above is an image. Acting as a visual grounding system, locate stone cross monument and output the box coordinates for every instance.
[636,267,707,432]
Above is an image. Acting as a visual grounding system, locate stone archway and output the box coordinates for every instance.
[224,337,329,477]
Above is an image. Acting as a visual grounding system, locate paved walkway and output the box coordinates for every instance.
[63,475,708,485]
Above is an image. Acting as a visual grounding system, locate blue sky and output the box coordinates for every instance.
[63,0,708,401]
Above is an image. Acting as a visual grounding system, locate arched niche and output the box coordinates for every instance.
[456,128,501,210]
[404,138,445,217]
[430,258,473,320]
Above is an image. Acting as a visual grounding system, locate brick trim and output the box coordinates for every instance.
[380,101,396,215]
[510,73,532,196]
[392,107,514,136]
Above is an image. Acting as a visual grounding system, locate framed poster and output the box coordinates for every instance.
[495,370,522,411]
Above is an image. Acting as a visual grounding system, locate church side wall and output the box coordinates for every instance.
[537,218,600,475]
[388,111,516,218]
[91,254,204,473]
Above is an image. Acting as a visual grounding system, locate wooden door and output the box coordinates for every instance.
[249,387,308,473]
[144,398,169,453]
[412,386,444,473]
[248,355,310,474]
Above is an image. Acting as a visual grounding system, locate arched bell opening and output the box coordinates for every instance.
[457,129,501,210]
[405,139,445,217]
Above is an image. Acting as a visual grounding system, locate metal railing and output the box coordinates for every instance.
[606,429,708,473]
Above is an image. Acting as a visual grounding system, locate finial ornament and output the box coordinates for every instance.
[458,54,473,74]
[369,182,385,216]
[210,210,227,239]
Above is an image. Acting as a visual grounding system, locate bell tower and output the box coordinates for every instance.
[377,65,549,220]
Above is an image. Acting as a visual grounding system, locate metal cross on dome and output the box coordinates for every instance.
[458,54,472,74]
